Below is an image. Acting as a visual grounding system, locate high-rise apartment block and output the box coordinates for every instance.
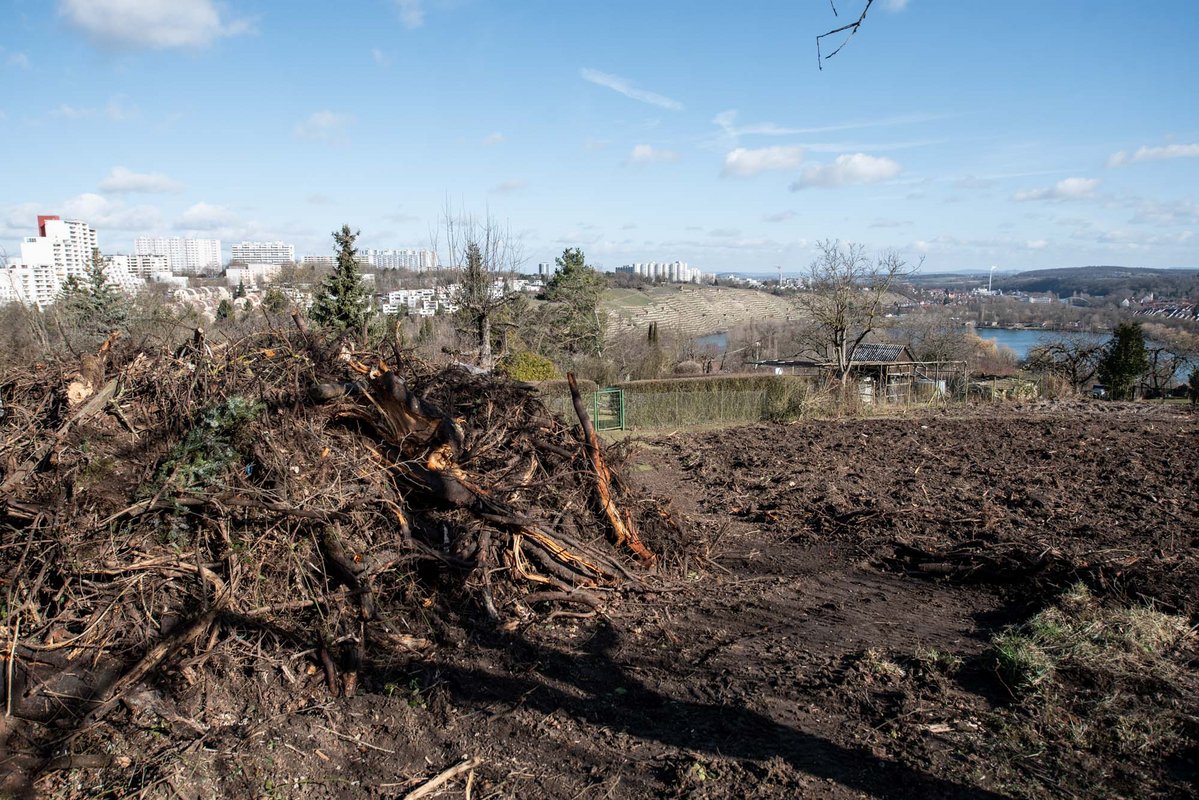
[104,253,170,279]
[0,262,61,308]
[1,216,99,308]
[1,215,156,307]
[619,260,699,283]
[361,248,439,271]
[135,236,223,274]
[23,216,98,279]
[231,241,295,265]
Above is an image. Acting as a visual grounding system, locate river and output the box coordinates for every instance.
[973,327,1083,360]
[695,327,1081,361]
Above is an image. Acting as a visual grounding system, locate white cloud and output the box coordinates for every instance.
[99,166,184,194]
[2,203,44,233]
[62,193,161,231]
[371,48,390,66]
[722,145,804,177]
[627,144,680,165]
[883,0,910,11]
[490,179,526,194]
[952,175,995,190]
[1025,239,1048,250]
[394,0,424,29]
[712,109,949,147]
[7,51,31,69]
[294,111,355,143]
[105,95,138,121]
[1127,197,1199,226]
[763,211,796,223]
[1012,177,1099,202]
[176,202,238,230]
[580,68,683,111]
[1108,143,1199,167]
[789,153,902,190]
[482,132,505,146]
[306,193,334,205]
[58,0,252,50]
[51,104,93,120]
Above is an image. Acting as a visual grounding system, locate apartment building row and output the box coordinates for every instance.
[616,260,715,284]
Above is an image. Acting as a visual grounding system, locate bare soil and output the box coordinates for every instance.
[16,403,1199,799]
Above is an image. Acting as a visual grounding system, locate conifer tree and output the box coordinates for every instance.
[310,224,374,336]
[57,248,128,351]
[544,247,607,356]
[1097,321,1149,400]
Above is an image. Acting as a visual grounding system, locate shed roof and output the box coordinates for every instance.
[750,342,915,369]
[851,343,913,364]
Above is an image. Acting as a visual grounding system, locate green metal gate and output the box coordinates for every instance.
[592,388,626,431]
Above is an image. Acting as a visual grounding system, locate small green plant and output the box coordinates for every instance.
[859,647,906,681]
[913,646,963,675]
[992,631,1053,692]
[150,395,264,494]
[406,677,426,708]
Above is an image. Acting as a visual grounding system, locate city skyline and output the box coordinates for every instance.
[0,1,1196,273]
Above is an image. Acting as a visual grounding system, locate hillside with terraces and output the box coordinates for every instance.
[603,284,798,337]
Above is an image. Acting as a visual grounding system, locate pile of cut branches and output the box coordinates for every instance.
[0,325,685,787]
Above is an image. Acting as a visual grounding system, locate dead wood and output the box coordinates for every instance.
[568,373,656,564]
[403,757,483,800]
[0,328,687,771]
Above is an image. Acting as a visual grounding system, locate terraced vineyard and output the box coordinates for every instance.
[604,285,798,337]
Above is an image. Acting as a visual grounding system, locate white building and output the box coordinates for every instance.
[231,241,295,265]
[0,263,61,308]
[105,253,170,279]
[1,216,99,308]
[619,260,700,283]
[302,255,334,268]
[361,248,439,271]
[381,286,456,316]
[225,263,282,288]
[135,236,222,275]
[21,216,98,280]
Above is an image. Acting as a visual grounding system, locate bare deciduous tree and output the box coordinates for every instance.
[795,239,915,385]
[1026,335,1104,394]
[437,208,525,370]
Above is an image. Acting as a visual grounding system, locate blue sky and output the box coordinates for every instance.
[1,0,1197,273]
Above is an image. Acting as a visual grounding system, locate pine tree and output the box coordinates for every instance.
[544,247,607,356]
[1097,321,1149,400]
[310,225,374,336]
[57,248,128,351]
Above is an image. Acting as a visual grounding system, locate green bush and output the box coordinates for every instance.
[498,351,561,382]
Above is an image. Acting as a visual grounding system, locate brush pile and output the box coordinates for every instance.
[0,326,685,780]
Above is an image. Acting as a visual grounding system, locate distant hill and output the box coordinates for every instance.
[994,266,1199,298]
[603,285,797,337]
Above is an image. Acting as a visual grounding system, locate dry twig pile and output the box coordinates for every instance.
[0,327,683,782]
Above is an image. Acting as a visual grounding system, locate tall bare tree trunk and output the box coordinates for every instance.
[479,313,492,369]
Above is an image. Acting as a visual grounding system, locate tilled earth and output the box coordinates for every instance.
[23,403,1199,799]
